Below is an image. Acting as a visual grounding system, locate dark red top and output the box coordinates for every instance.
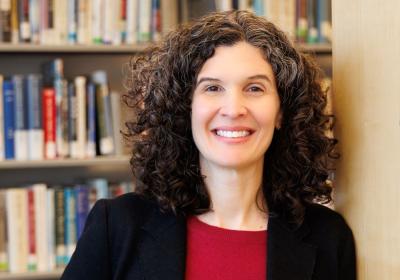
[185,216,267,280]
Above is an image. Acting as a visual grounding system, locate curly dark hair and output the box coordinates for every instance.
[123,10,338,225]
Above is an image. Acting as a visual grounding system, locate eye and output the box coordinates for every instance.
[205,85,223,92]
[246,85,265,95]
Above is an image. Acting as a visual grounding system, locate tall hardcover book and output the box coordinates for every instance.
[43,87,56,159]
[91,0,102,43]
[64,187,76,262]
[27,188,37,271]
[73,76,86,159]
[29,0,40,43]
[18,0,31,42]
[126,0,138,44]
[0,75,4,161]
[3,79,15,160]
[0,190,8,272]
[13,74,29,160]
[61,79,69,157]
[46,188,56,270]
[10,0,18,42]
[33,184,49,271]
[26,74,44,160]
[0,0,12,42]
[86,82,97,157]
[54,187,66,267]
[92,71,114,155]
[6,188,28,273]
[67,82,78,158]
[137,0,151,42]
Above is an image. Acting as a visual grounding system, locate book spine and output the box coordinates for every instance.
[296,0,308,43]
[317,0,331,43]
[125,0,137,44]
[39,0,48,44]
[120,0,127,42]
[64,188,76,263]
[67,0,77,43]
[55,77,64,158]
[151,0,161,41]
[137,0,151,42]
[0,190,8,272]
[102,0,113,44]
[54,0,68,44]
[18,0,30,42]
[26,74,43,160]
[46,188,56,270]
[3,79,15,160]
[252,0,264,16]
[75,185,89,239]
[91,0,102,43]
[307,0,318,43]
[68,82,78,158]
[77,0,87,44]
[61,79,69,157]
[13,74,29,161]
[27,188,37,271]
[33,184,48,271]
[0,75,4,161]
[43,87,56,159]
[86,82,97,158]
[54,187,66,267]
[29,0,40,44]
[74,76,86,159]
[10,0,18,42]
[0,0,12,42]
[84,0,93,44]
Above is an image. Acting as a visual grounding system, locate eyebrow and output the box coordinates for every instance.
[196,74,273,87]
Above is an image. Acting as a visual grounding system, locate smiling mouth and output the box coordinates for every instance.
[213,129,254,138]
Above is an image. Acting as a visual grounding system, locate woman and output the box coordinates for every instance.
[61,10,356,280]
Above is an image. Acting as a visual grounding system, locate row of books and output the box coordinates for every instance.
[0,61,124,161]
[0,179,135,273]
[209,0,331,43]
[0,0,179,45]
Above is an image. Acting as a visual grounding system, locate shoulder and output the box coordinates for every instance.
[303,203,355,251]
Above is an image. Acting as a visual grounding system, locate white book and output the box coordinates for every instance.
[216,0,232,11]
[91,0,103,43]
[85,0,93,44]
[46,188,56,270]
[33,184,48,271]
[110,91,123,155]
[239,0,251,10]
[138,0,151,42]
[112,0,122,45]
[6,188,28,273]
[71,76,86,159]
[126,0,138,44]
[55,0,68,44]
[29,0,40,44]
[282,0,296,40]
[67,0,77,43]
[0,75,4,161]
[77,0,88,44]
[13,75,28,161]
[161,0,178,35]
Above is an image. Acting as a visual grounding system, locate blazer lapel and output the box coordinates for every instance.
[267,215,317,280]
[138,208,186,280]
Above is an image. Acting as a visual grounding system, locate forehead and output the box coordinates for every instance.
[197,41,275,82]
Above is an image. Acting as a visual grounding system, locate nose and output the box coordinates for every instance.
[219,90,247,118]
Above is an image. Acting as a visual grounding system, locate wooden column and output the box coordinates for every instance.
[332,0,400,279]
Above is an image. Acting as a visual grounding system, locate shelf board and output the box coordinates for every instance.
[0,156,130,169]
[0,269,63,280]
[297,43,332,54]
[0,43,151,53]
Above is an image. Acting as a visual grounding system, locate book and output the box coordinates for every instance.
[54,187,66,267]
[6,188,28,273]
[0,190,8,272]
[91,0,102,44]
[307,0,318,43]
[151,0,161,41]
[13,74,29,160]
[0,75,4,161]
[27,188,37,271]
[18,0,31,42]
[29,0,40,44]
[10,0,18,43]
[296,0,308,42]
[73,76,87,159]
[67,0,77,44]
[317,0,331,43]
[33,184,48,271]
[126,0,138,44]
[160,0,178,35]
[3,79,15,160]
[64,187,77,262]
[110,91,123,155]
[86,82,97,158]
[92,70,114,155]
[26,74,44,160]
[43,87,57,159]
[46,188,56,270]
[137,0,151,42]
[0,0,12,42]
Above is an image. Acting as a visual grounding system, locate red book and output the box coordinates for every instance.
[43,88,56,159]
[27,189,37,271]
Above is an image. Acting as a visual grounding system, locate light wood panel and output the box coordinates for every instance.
[333,0,400,279]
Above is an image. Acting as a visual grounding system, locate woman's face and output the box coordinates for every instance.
[191,41,282,170]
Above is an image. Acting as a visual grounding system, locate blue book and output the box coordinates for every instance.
[13,75,28,160]
[25,74,43,160]
[74,185,89,239]
[64,187,76,264]
[3,80,15,160]
[252,0,264,16]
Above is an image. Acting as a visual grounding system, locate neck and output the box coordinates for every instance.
[197,158,268,231]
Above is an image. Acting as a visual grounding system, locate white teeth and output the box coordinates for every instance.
[215,130,250,138]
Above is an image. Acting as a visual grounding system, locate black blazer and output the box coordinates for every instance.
[61,193,356,280]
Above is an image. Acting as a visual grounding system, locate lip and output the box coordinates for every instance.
[211,126,255,144]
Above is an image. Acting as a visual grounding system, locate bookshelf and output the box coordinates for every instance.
[0,1,332,279]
